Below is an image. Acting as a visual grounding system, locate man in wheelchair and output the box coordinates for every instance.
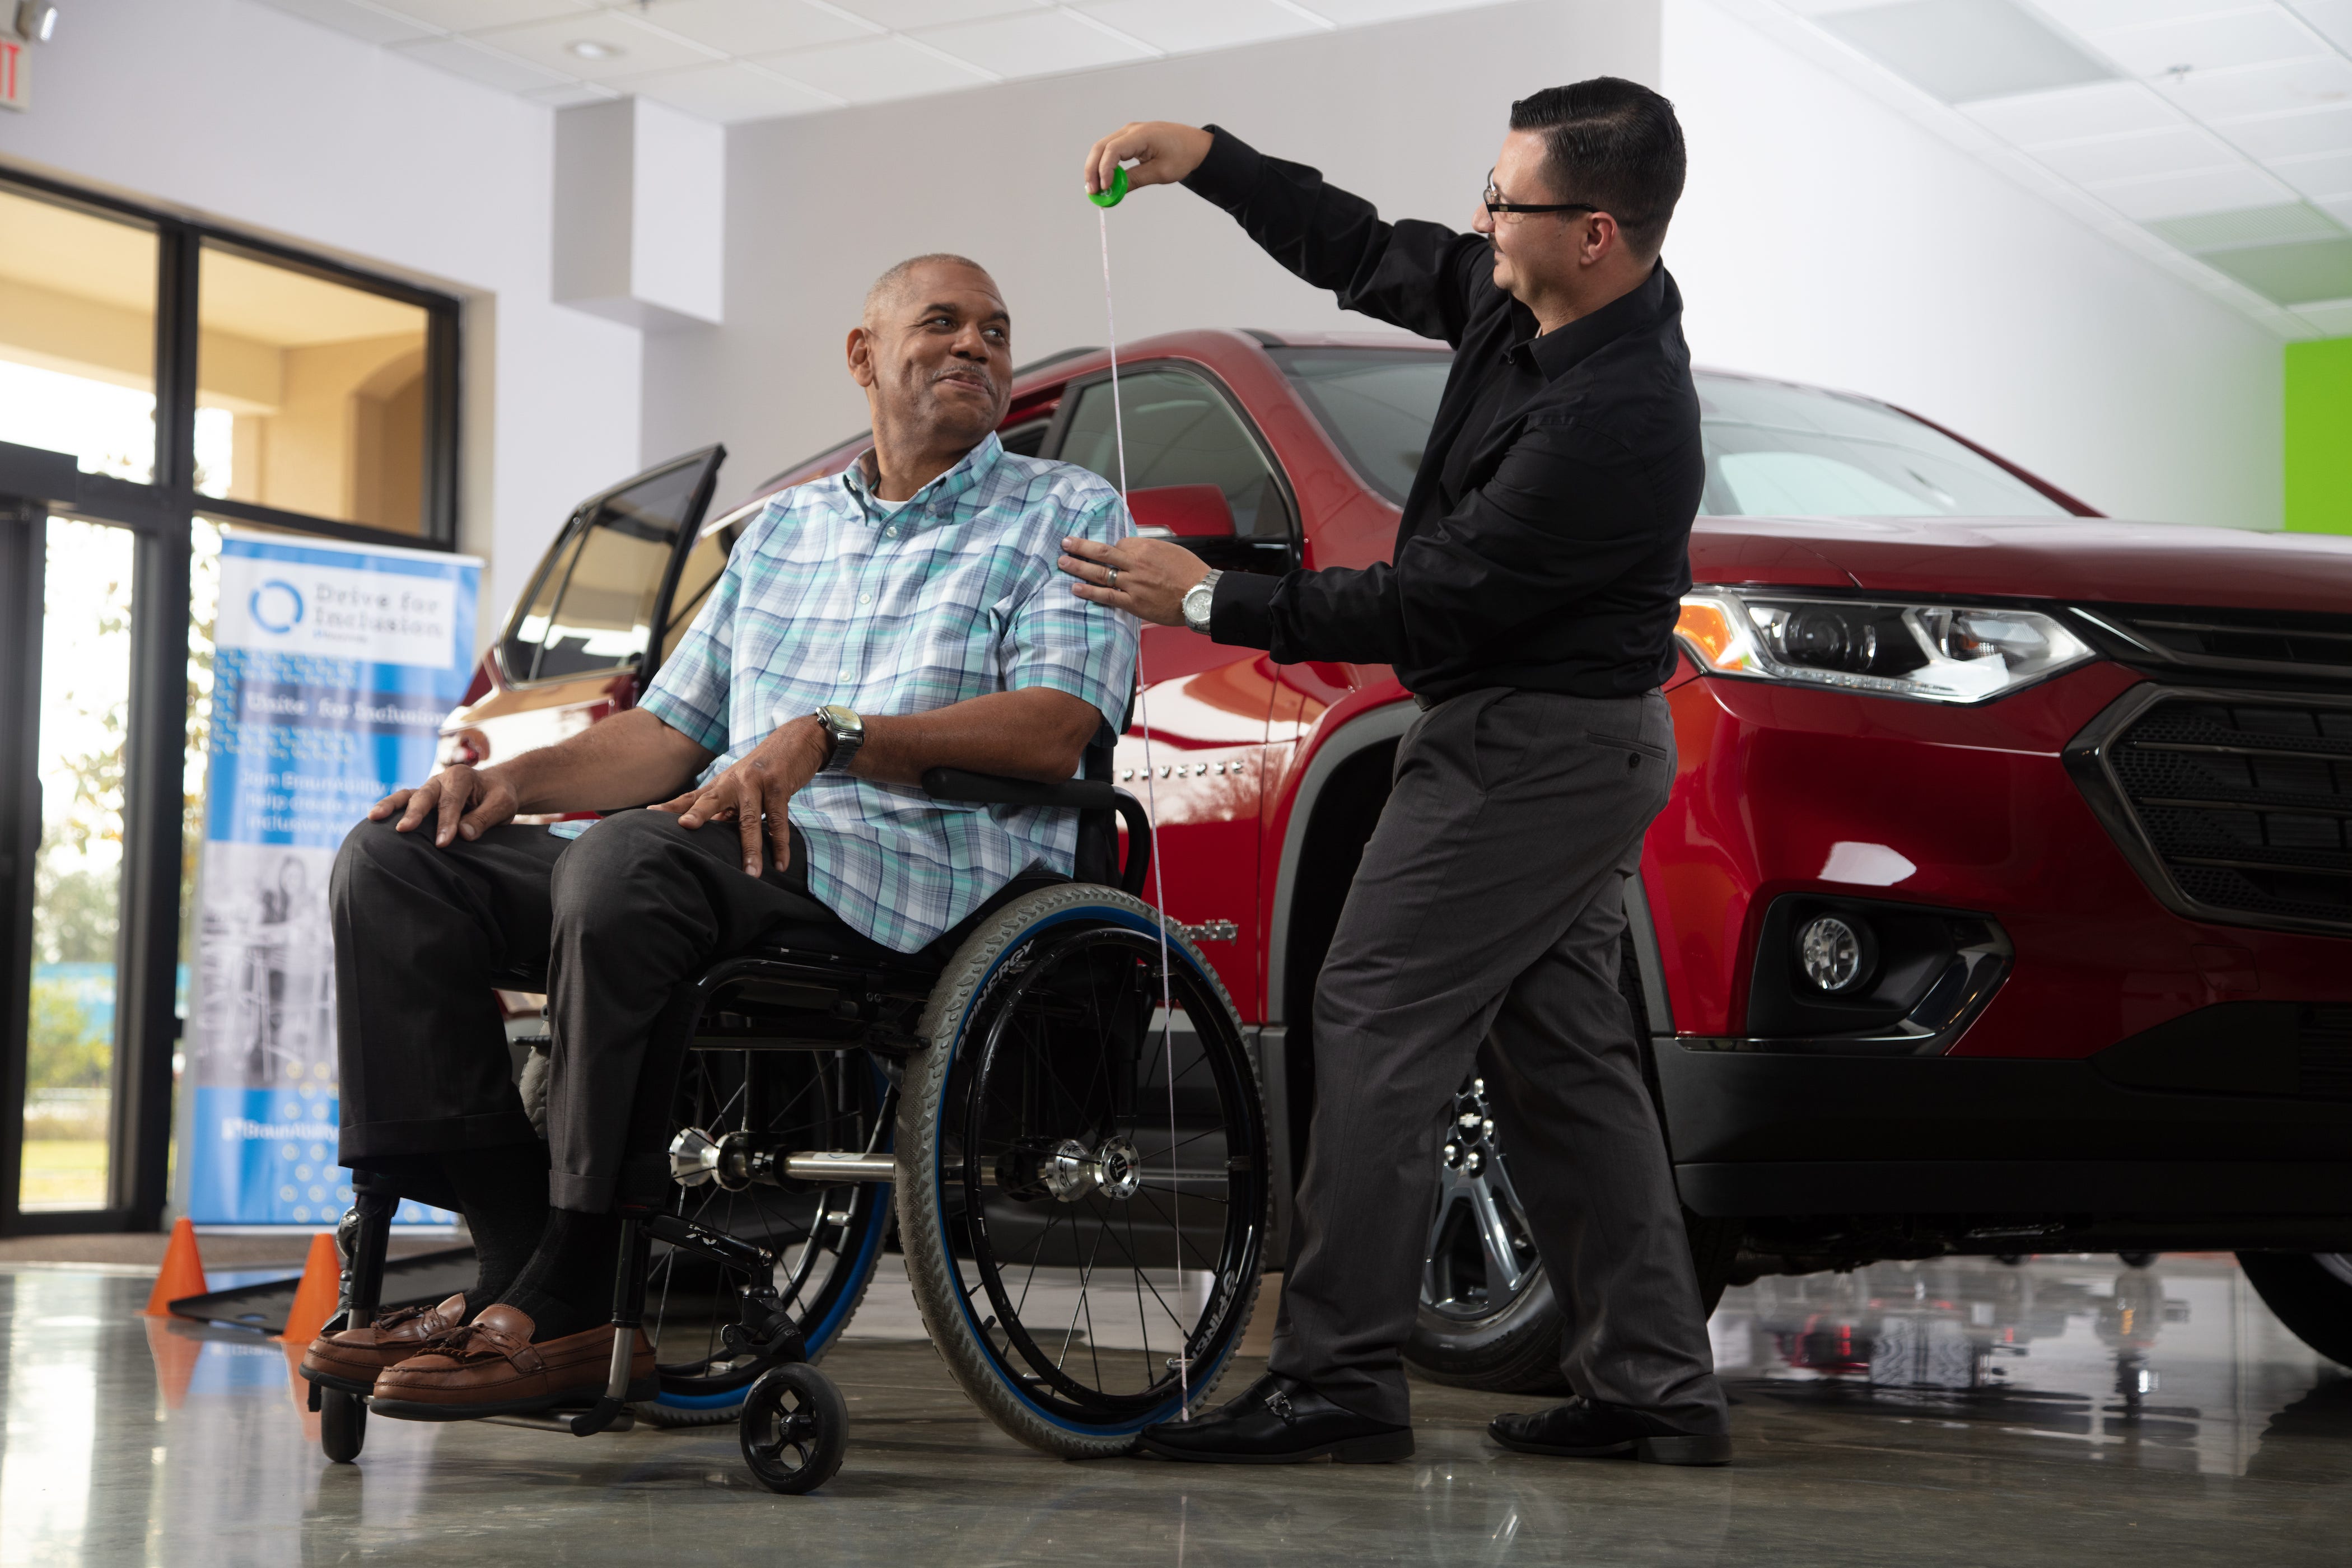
[305,254,1138,1420]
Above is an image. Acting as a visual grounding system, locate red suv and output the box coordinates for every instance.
[445,329,2352,1383]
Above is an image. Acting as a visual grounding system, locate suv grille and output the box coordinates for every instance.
[2083,603,2352,680]
[2105,696,2352,931]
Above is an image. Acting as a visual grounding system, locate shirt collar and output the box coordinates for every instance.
[1509,261,1670,381]
[842,431,1004,526]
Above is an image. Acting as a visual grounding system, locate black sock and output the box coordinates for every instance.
[497,1207,620,1342]
[440,1141,551,1318]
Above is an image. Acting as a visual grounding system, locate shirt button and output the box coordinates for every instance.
[860,594,872,606]
[883,527,898,539]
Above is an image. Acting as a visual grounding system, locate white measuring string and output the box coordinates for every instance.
[1098,199,1189,1418]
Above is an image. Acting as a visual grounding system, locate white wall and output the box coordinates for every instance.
[1661,0,2283,530]
[0,0,648,626]
[643,0,1661,505]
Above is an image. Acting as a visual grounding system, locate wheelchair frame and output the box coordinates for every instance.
[310,752,1266,1492]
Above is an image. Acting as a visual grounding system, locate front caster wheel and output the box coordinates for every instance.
[738,1365,847,1495]
[320,1388,367,1463]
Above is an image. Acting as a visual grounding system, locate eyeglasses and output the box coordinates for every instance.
[1482,169,1600,223]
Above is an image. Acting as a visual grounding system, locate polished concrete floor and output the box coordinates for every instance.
[2,1253,2345,1566]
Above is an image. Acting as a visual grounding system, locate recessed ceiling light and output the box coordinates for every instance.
[568,39,623,60]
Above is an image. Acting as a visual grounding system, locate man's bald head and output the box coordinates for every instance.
[864,253,999,328]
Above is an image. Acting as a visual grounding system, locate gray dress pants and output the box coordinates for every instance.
[1266,687,1728,1433]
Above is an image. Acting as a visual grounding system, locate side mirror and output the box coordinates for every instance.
[1125,484,1235,539]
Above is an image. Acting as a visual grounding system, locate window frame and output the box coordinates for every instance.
[1044,359,1303,566]
[0,165,463,1235]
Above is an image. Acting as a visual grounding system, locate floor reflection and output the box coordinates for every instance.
[0,1256,2344,1566]
[1710,1253,2344,1477]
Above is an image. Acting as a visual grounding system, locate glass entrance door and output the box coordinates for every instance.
[18,516,138,1211]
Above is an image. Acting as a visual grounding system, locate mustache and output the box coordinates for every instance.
[930,362,999,394]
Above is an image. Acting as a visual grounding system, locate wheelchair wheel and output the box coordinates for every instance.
[320,1387,366,1463]
[897,884,1269,1457]
[739,1364,848,1495]
[637,1049,892,1427]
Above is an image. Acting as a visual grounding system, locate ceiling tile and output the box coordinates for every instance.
[757,35,994,102]
[620,0,874,55]
[2287,0,2352,55]
[2148,200,2344,249]
[2218,102,2352,158]
[1960,80,2183,143]
[822,0,1044,27]
[2160,55,2352,119]
[1075,0,1327,54]
[526,80,623,105]
[1293,0,1513,18]
[249,0,441,44]
[2271,147,2352,198]
[468,10,722,78]
[917,11,1154,78]
[374,0,593,27]
[2088,158,2296,218]
[606,60,842,120]
[2083,9,2331,79]
[388,34,579,90]
[2028,123,2244,183]
[2033,0,2254,30]
[2195,234,2352,301]
[1821,0,2116,105]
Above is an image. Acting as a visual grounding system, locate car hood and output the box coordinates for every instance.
[1692,515,2352,613]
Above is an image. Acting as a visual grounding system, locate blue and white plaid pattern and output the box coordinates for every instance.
[640,432,1137,952]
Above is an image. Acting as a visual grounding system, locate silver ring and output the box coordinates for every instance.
[1105,566,1119,589]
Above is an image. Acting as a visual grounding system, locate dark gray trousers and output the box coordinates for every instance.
[1266,687,1727,1432]
[330,809,835,1211]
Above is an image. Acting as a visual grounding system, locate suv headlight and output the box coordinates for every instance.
[1676,589,2094,704]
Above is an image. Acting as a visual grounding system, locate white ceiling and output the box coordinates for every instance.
[249,0,2352,332]
[246,0,1513,120]
[1753,0,2352,333]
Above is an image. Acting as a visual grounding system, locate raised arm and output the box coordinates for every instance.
[1082,121,1485,346]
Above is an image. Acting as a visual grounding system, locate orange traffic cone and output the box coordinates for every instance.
[143,1217,209,1317]
[278,1230,343,1346]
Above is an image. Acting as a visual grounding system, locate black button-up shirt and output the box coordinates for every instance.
[1187,128,1703,702]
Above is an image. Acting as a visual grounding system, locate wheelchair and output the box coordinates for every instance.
[307,741,1272,1494]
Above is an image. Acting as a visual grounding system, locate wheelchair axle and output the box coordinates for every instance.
[669,1127,896,1191]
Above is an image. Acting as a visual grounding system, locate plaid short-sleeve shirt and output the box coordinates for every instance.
[639,432,1138,953]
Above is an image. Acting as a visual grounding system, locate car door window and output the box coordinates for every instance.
[505,451,716,683]
[1060,367,1289,541]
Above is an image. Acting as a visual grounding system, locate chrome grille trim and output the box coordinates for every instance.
[2074,604,2352,682]
[2064,684,2352,939]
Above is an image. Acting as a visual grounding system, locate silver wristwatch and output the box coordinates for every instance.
[1180,570,1223,635]
[814,703,865,771]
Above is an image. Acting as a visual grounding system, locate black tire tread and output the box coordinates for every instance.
[894,884,1264,1457]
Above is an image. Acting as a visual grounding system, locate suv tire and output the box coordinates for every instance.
[2238,1253,2352,1367]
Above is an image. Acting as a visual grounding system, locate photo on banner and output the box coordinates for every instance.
[178,528,482,1225]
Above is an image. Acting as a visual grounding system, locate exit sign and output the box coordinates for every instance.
[0,39,25,112]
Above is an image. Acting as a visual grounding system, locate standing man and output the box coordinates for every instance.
[1062,79,1729,1467]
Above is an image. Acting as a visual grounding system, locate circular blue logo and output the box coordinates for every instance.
[249,580,304,634]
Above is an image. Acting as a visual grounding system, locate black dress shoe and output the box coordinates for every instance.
[1489,1397,1730,1466]
[1137,1374,1414,1464]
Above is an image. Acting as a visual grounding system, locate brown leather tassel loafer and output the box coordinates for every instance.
[367,1305,656,1421]
[299,1294,469,1396]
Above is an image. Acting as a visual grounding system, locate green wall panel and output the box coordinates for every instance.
[2285,337,2352,536]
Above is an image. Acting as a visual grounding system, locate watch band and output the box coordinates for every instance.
[815,704,864,772]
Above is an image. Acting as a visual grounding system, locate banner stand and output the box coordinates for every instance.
[172,529,481,1229]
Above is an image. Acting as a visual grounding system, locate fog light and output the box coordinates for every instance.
[1797,915,1865,992]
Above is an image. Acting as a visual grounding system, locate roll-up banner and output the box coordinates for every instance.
[178,529,482,1226]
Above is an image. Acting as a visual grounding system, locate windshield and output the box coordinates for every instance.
[1270,349,2071,519]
